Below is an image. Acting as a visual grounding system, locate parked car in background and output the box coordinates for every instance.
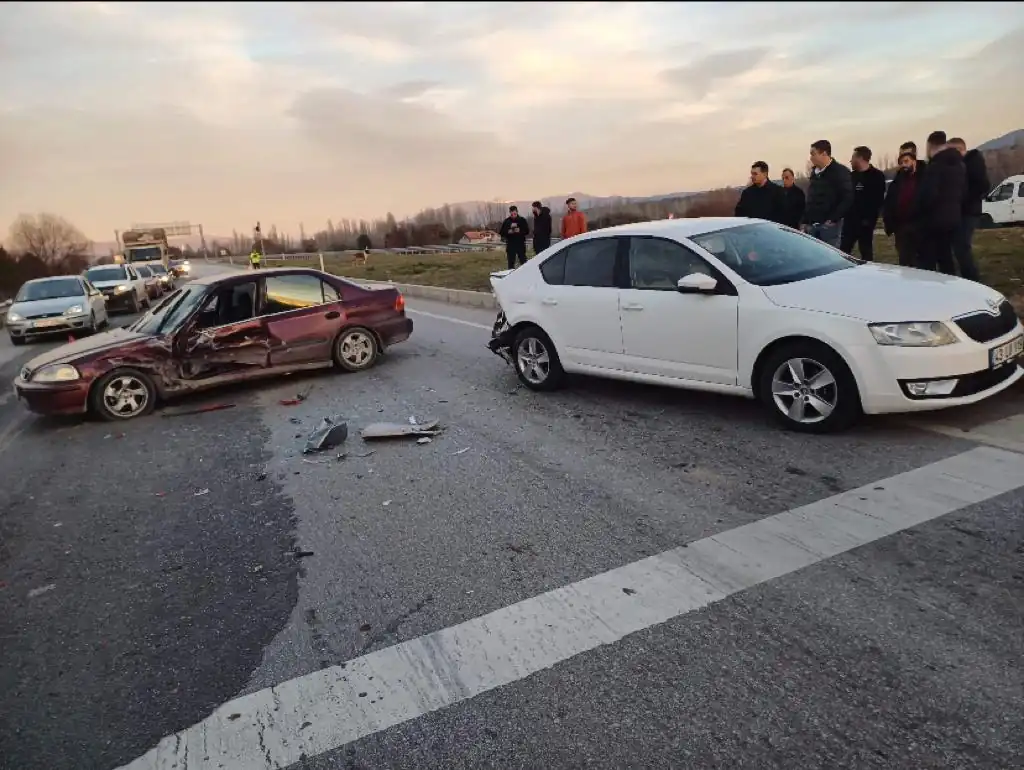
[83,264,150,314]
[6,276,109,345]
[13,268,413,421]
[134,265,164,300]
[487,218,1022,433]
[149,263,175,292]
[981,174,1023,227]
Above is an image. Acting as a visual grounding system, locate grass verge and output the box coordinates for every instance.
[279,229,1024,312]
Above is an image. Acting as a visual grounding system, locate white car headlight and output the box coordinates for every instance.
[114,284,130,293]
[32,364,81,383]
[7,310,23,323]
[869,321,958,347]
[64,304,84,316]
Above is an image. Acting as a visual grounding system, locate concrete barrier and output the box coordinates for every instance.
[354,278,498,310]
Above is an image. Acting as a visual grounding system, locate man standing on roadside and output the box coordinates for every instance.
[560,197,588,240]
[499,205,530,270]
[801,139,853,247]
[900,141,926,169]
[779,168,805,229]
[882,151,924,267]
[735,161,785,223]
[948,137,989,282]
[840,146,887,260]
[531,200,553,255]
[916,131,965,275]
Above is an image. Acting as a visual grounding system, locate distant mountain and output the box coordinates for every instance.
[977,129,1024,152]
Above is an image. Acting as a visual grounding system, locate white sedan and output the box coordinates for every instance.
[487,218,1024,433]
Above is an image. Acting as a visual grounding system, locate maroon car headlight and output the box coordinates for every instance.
[30,364,81,383]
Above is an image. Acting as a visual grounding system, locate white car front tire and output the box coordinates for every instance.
[757,340,862,434]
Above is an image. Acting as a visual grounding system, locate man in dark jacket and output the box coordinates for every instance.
[499,205,530,270]
[949,137,988,282]
[735,161,785,223]
[916,131,965,275]
[900,141,927,170]
[840,145,887,260]
[801,139,853,247]
[882,151,924,267]
[531,201,553,255]
[779,167,805,229]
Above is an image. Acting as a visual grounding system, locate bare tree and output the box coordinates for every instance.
[8,213,90,266]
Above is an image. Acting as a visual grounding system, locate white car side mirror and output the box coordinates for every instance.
[677,272,718,294]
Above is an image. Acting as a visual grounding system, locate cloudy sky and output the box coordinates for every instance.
[2,1,1022,240]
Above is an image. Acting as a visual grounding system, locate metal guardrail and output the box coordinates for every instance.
[208,237,566,267]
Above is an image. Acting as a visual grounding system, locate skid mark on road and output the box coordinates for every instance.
[119,445,1024,770]
[0,411,31,455]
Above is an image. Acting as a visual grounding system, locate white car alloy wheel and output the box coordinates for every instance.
[517,336,551,385]
[335,328,379,372]
[770,357,838,425]
[512,327,565,391]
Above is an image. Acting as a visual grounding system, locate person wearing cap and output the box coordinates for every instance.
[560,197,588,239]
[531,200,553,255]
[499,205,530,270]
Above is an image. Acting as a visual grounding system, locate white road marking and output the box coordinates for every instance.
[405,307,492,331]
[909,414,1024,455]
[119,445,1024,770]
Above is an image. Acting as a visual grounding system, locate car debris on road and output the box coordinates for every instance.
[303,415,349,454]
[361,419,442,440]
[162,403,236,418]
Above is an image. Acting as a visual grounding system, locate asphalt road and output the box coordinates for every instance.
[2,264,1023,769]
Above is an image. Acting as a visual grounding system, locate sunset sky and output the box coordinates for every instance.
[2,1,1022,241]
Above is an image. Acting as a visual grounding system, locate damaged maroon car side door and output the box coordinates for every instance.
[260,273,345,367]
[173,280,275,385]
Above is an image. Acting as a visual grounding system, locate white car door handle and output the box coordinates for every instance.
[541,298,558,306]
[622,303,644,311]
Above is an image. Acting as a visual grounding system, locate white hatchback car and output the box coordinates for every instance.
[487,218,1023,433]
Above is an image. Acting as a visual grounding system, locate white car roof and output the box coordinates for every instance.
[575,217,757,240]
[24,274,84,284]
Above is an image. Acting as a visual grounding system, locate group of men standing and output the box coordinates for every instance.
[734,132,990,280]
[498,197,589,270]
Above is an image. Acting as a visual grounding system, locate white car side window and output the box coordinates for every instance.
[991,184,1013,202]
[629,238,712,290]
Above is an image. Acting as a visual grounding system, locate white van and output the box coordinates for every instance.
[981,174,1024,227]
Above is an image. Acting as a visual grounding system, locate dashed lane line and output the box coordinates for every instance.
[118,445,1024,770]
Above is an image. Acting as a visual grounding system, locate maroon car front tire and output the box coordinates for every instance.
[90,368,158,421]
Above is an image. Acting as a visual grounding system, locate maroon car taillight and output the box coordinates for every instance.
[395,293,406,313]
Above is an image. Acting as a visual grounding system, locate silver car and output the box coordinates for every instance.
[6,275,109,346]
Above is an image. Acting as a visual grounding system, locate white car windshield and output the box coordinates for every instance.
[691,222,858,286]
[86,266,128,282]
[15,278,84,301]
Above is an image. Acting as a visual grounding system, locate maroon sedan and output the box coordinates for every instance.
[12,268,413,421]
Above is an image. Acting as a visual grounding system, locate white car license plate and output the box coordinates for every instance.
[990,334,1024,368]
[33,317,63,328]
